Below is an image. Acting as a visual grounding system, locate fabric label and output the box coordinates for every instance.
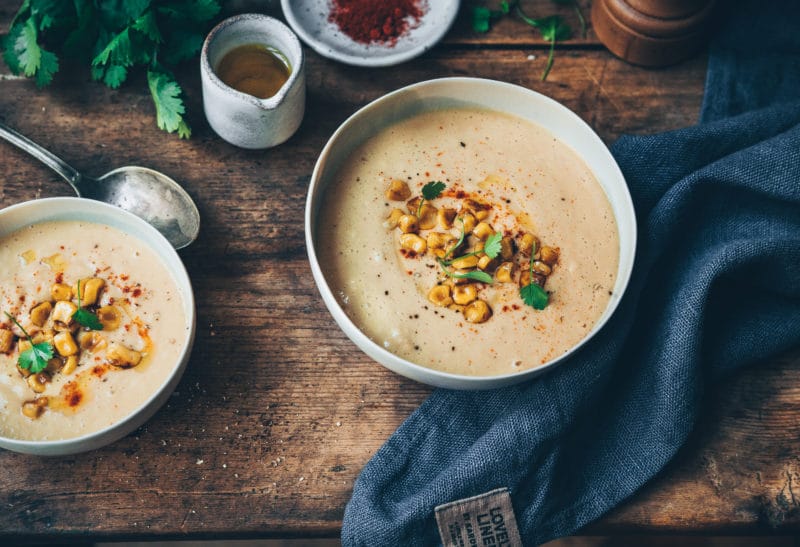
[434,487,523,547]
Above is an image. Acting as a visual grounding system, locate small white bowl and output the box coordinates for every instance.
[282,0,460,67]
[306,78,637,390]
[0,198,196,455]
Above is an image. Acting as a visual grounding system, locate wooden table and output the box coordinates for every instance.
[1,0,798,542]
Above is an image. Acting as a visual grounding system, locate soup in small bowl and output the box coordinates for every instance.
[306,78,636,390]
[0,197,195,455]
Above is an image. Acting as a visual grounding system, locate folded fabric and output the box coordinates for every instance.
[342,1,800,545]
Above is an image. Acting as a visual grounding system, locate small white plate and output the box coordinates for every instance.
[281,0,460,67]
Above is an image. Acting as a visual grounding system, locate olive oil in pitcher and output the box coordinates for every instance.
[215,44,291,99]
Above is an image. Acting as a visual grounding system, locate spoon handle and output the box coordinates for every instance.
[0,122,82,194]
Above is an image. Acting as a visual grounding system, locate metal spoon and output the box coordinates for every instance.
[0,122,200,249]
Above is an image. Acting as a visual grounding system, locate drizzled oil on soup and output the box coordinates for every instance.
[317,108,619,376]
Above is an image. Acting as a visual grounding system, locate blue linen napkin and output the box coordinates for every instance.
[341,1,800,545]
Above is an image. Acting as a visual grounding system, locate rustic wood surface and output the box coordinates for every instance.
[0,0,798,542]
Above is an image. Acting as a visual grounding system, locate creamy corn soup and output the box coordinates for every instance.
[317,108,619,376]
[0,220,189,441]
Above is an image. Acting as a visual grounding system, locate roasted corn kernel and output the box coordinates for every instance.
[500,237,514,260]
[437,207,457,229]
[29,302,52,327]
[458,213,476,234]
[27,372,50,393]
[418,203,438,230]
[398,214,419,234]
[78,331,107,352]
[21,397,48,419]
[453,284,478,305]
[463,300,492,323]
[518,233,540,256]
[532,260,552,276]
[75,277,105,306]
[50,282,72,301]
[496,262,515,283]
[540,245,560,266]
[428,285,453,307]
[472,221,494,240]
[106,343,142,368]
[450,254,479,269]
[384,208,405,229]
[0,328,14,353]
[54,331,78,357]
[399,233,427,255]
[97,306,121,331]
[51,300,78,331]
[61,355,78,375]
[385,179,411,201]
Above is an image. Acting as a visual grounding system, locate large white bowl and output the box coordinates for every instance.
[306,78,636,390]
[0,198,196,455]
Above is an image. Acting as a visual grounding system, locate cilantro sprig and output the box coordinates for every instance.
[73,280,103,331]
[519,245,550,309]
[516,8,572,81]
[418,181,446,217]
[2,1,222,138]
[4,312,53,374]
[438,223,502,285]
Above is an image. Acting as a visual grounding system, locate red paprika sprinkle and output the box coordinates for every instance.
[329,0,426,46]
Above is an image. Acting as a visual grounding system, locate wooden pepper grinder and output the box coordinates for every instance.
[592,0,717,66]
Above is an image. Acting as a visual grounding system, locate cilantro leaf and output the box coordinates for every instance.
[147,69,191,138]
[73,308,103,330]
[92,27,133,67]
[19,342,54,373]
[73,279,104,330]
[103,64,128,88]
[132,10,162,43]
[4,312,54,374]
[471,6,491,33]
[417,181,446,216]
[482,232,502,259]
[471,1,518,33]
[421,180,446,201]
[520,282,549,310]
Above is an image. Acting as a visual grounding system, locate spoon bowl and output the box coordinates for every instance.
[0,122,200,249]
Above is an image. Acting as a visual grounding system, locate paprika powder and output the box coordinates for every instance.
[328,0,426,46]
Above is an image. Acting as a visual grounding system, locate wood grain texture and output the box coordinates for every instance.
[0,0,798,542]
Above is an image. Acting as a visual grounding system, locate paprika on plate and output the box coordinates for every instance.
[328,0,426,45]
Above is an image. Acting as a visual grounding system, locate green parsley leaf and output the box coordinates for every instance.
[147,69,191,138]
[4,311,54,374]
[73,308,103,330]
[161,29,204,65]
[132,10,162,43]
[471,6,491,33]
[421,180,446,201]
[482,232,502,259]
[103,64,128,88]
[19,342,54,374]
[418,181,446,216]
[73,279,104,330]
[92,27,133,67]
[520,281,549,309]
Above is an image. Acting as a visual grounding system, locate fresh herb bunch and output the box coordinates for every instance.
[2,0,222,138]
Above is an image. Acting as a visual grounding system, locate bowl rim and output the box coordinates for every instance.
[306,77,637,390]
[0,197,196,454]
